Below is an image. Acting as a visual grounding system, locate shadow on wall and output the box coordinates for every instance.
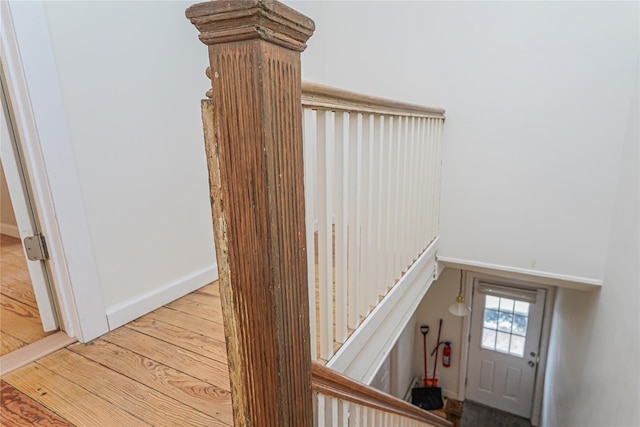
[544,287,601,417]
[412,268,467,400]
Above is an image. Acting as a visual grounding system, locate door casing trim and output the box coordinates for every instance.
[1,0,108,341]
[457,270,556,426]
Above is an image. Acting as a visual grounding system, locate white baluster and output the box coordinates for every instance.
[316,110,334,360]
[303,108,318,360]
[334,111,348,344]
[347,113,361,329]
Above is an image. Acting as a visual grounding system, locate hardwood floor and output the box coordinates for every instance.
[0,380,72,426]
[0,233,372,425]
[0,234,55,356]
[1,282,232,426]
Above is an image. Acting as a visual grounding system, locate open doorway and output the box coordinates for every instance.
[0,168,57,354]
[0,64,75,374]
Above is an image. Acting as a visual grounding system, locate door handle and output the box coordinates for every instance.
[528,361,536,367]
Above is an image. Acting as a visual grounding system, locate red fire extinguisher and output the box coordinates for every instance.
[443,342,452,368]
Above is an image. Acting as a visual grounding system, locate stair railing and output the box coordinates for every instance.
[312,362,452,427]
[302,83,445,362]
[187,1,447,425]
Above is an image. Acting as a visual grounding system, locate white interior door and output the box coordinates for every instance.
[466,282,545,418]
[1,75,58,331]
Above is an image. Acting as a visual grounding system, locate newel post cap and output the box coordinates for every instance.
[186,0,315,51]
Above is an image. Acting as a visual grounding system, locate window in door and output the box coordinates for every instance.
[481,295,530,357]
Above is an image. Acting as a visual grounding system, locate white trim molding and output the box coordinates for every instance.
[437,256,602,292]
[105,265,218,330]
[327,238,440,384]
[2,1,108,341]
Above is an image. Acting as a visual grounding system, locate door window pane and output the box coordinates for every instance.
[480,295,530,358]
[499,298,514,313]
[514,301,530,316]
[496,331,510,353]
[484,309,498,329]
[513,314,528,336]
[486,295,500,310]
[482,328,496,350]
[510,335,526,357]
[498,312,513,333]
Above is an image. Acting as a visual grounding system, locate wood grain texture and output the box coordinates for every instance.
[195,282,220,297]
[2,281,233,426]
[0,279,38,309]
[147,306,225,339]
[125,316,228,364]
[36,350,220,427]
[103,326,230,390]
[186,0,315,52]
[68,339,233,425]
[192,3,314,422]
[311,362,452,427]
[165,292,224,324]
[3,364,150,426]
[0,298,54,353]
[0,235,53,356]
[0,331,27,357]
[0,380,71,427]
[302,81,446,118]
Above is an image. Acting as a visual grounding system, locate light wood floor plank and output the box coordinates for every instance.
[3,363,150,426]
[1,279,235,426]
[0,330,27,357]
[68,339,233,425]
[165,292,223,324]
[104,327,230,391]
[0,252,29,270]
[149,306,226,339]
[126,316,228,365]
[37,349,223,427]
[0,380,72,427]
[0,297,53,347]
[0,234,52,355]
[194,282,220,297]
[0,279,38,309]
[0,264,30,284]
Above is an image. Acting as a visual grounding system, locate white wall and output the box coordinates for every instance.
[411,268,466,399]
[29,1,216,328]
[390,312,417,399]
[285,2,639,422]
[288,0,638,283]
[9,0,636,371]
[542,69,639,427]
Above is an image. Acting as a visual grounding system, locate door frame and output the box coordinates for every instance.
[457,271,556,426]
[1,78,59,331]
[1,0,108,341]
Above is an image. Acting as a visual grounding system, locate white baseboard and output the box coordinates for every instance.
[0,223,20,238]
[105,264,218,330]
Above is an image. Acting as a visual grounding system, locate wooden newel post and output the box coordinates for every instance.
[186,1,315,426]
